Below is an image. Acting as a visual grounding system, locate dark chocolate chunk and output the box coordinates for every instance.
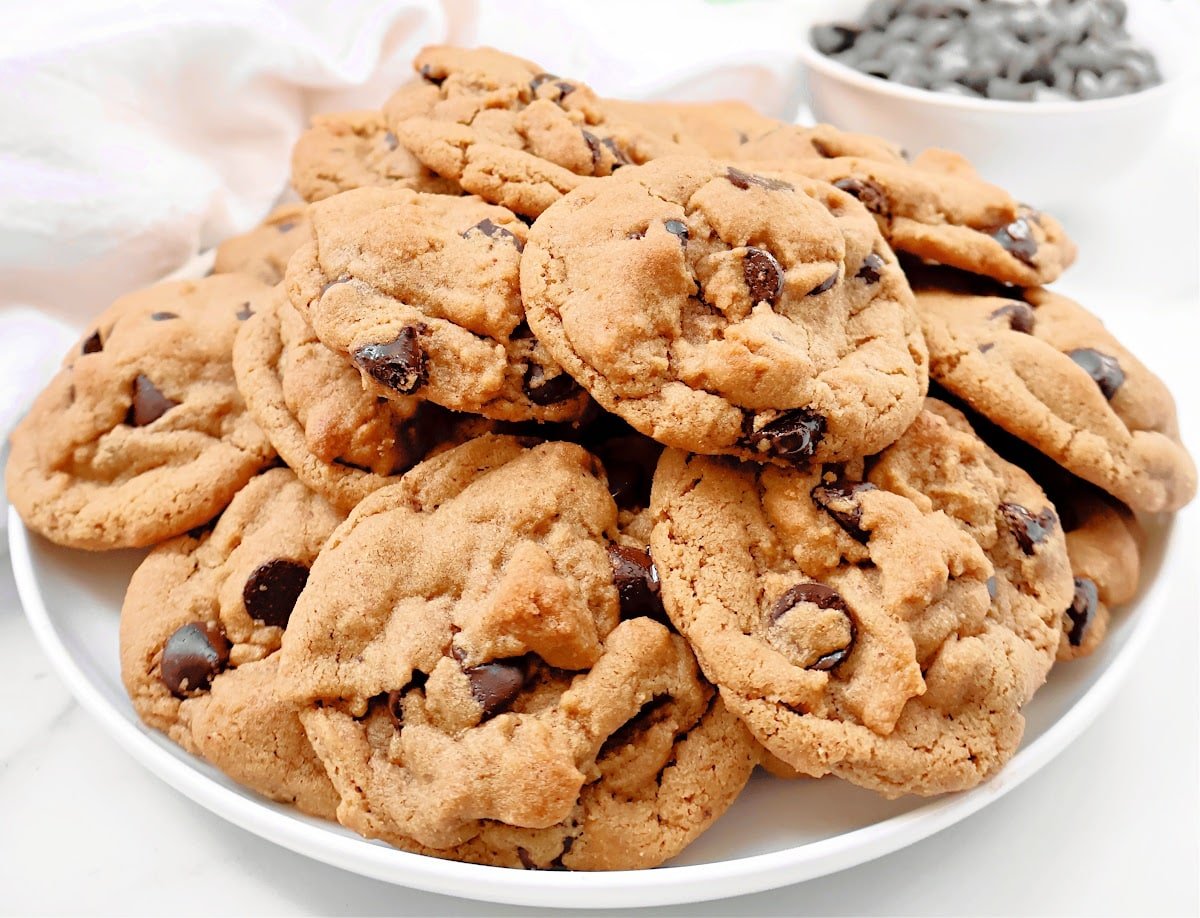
[811,480,878,542]
[856,252,885,284]
[741,409,827,464]
[607,544,664,621]
[664,219,689,244]
[150,311,178,321]
[160,621,230,697]
[999,501,1057,554]
[463,660,526,719]
[581,130,603,174]
[600,136,629,168]
[989,301,1036,333]
[743,247,785,305]
[726,166,793,192]
[1067,348,1125,400]
[833,177,888,215]
[235,301,254,321]
[383,131,399,151]
[419,63,444,86]
[81,330,103,355]
[353,326,428,394]
[1065,577,1099,647]
[769,582,856,671]
[127,374,179,427]
[806,269,839,296]
[989,217,1038,266]
[523,363,580,405]
[242,558,310,628]
[463,217,524,252]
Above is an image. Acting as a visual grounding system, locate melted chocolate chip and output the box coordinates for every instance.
[1065,577,1099,647]
[607,544,664,621]
[744,247,784,305]
[986,575,998,600]
[353,326,428,394]
[127,374,178,427]
[235,301,254,321]
[989,217,1038,266]
[463,217,524,252]
[741,409,827,464]
[999,502,1057,555]
[726,166,793,192]
[160,621,230,697]
[811,480,878,542]
[419,64,444,86]
[150,311,178,321]
[81,330,103,355]
[833,177,888,215]
[523,363,580,405]
[989,301,1036,333]
[463,660,526,719]
[664,219,689,244]
[806,269,839,296]
[1067,348,1125,400]
[242,558,310,628]
[769,582,856,671]
[855,253,885,284]
[383,131,398,151]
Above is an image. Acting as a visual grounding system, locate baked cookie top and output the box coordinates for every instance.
[738,124,1077,286]
[650,400,1072,797]
[915,284,1196,512]
[233,290,492,511]
[285,186,589,422]
[290,105,460,203]
[119,467,345,817]
[599,98,780,159]
[386,46,695,218]
[212,203,310,286]
[522,156,928,465]
[6,274,276,550]
[278,435,755,865]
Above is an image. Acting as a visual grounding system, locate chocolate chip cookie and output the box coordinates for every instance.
[738,124,1077,286]
[119,467,344,817]
[600,98,780,158]
[7,274,276,550]
[233,289,493,511]
[212,203,310,286]
[651,400,1072,796]
[278,435,756,867]
[290,105,460,203]
[285,186,590,422]
[522,156,928,465]
[386,46,693,218]
[915,284,1196,512]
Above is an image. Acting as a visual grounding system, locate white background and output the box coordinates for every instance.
[2,5,1199,917]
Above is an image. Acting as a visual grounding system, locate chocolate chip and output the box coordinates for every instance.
[999,501,1057,555]
[725,166,793,192]
[517,848,537,869]
[385,690,406,729]
[744,248,784,305]
[463,217,524,252]
[242,558,310,628]
[810,137,836,159]
[523,363,580,405]
[811,480,878,542]
[160,621,230,697]
[769,582,856,671]
[235,301,254,321]
[1067,348,1125,400]
[463,660,526,719]
[989,217,1038,266]
[529,72,562,92]
[353,326,428,394]
[127,374,178,427]
[979,342,996,353]
[383,131,398,151]
[419,64,444,86]
[806,269,839,296]
[607,544,664,621]
[989,301,1036,333]
[81,330,103,355]
[1065,577,1099,647]
[741,409,827,464]
[986,575,998,600]
[276,220,297,233]
[664,219,689,244]
[581,130,603,174]
[600,136,629,168]
[856,252,885,284]
[833,177,888,215]
[150,311,178,321]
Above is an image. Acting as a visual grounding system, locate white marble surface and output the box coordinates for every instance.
[3,55,1199,918]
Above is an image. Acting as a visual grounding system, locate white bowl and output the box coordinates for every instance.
[797,0,1196,206]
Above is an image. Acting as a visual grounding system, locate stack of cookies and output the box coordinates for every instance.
[7,46,1195,871]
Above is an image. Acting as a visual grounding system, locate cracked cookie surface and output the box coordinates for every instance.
[650,399,1072,796]
[522,156,928,465]
[7,274,276,549]
[278,435,756,867]
[285,186,590,422]
[119,468,345,817]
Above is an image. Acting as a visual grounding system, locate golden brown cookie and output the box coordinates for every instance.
[212,204,310,286]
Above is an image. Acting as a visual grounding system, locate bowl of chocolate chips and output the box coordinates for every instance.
[799,0,1195,205]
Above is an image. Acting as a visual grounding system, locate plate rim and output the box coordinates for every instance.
[7,504,1178,909]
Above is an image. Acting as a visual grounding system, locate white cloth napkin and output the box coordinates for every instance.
[0,0,814,527]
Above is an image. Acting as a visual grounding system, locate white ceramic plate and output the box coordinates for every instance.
[8,502,1175,909]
